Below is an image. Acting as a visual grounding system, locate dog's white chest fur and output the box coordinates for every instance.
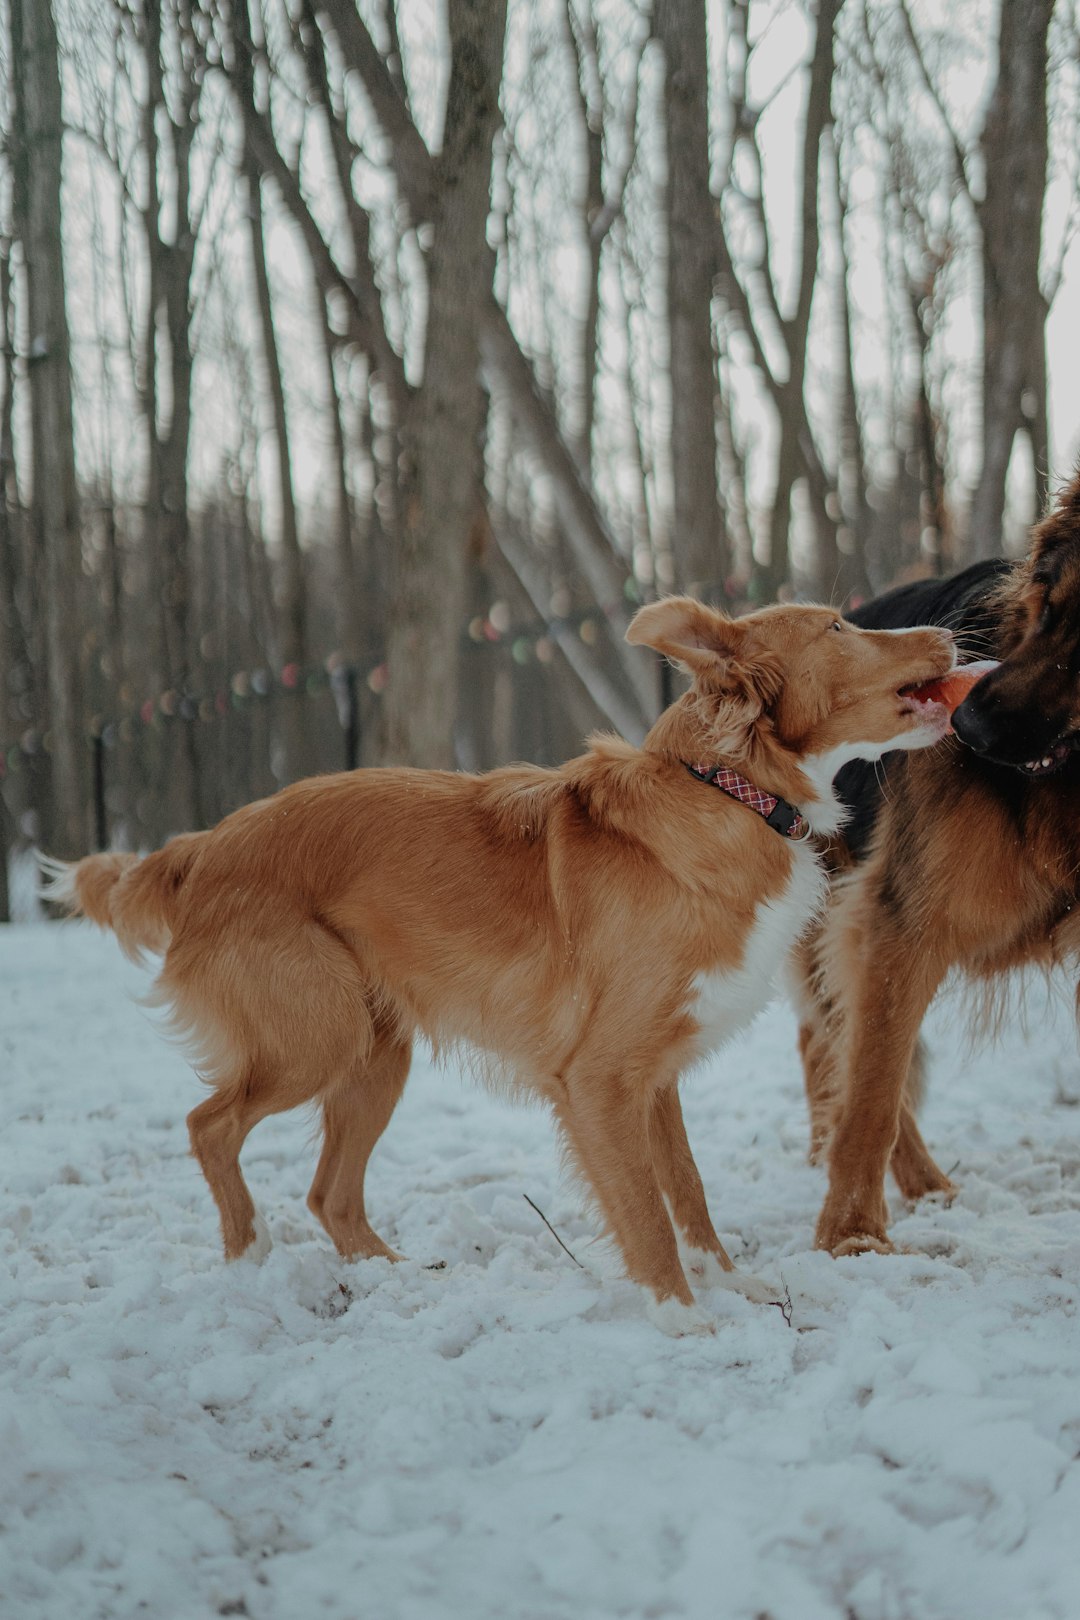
[688,848,826,1059]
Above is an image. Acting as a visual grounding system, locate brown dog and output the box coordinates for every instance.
[43,597,953,1331]
[795,473,1080,1256]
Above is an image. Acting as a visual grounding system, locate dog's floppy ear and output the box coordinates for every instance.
[626,596,745,678]
[627,596,785,728]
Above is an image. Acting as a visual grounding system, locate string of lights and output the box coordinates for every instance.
[0,603,618,777]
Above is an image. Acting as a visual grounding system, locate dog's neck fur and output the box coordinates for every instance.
[639,690,843,835]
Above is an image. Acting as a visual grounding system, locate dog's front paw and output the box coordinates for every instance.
[815,1190,890,1257]
[829,1231,895,1258]
[682,1246,732,1287]
[233,1209,272,1264]
[899,1172,957,1207]
[682,1247,780,1304]
[646,1295,716,1337]
[891,1155,957,1204]
[712,1269,781,1305]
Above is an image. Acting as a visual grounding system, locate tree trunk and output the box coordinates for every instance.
[135,0,204,835]
[0,238,23,917]
[316,295,363,666]
[230,0,313,781]
[830,138,872,604]
[1030,309,1050,519]
[909,285,951,580]
[245,161,312,781]
[384,0,508,767]
[563,0,604,475]
[313,0,651,720]
[654,0,729,603]
[10,0,89,857]
[970,0,1053,557]
[757,411,799,602]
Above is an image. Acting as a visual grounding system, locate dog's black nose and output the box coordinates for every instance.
[951,692,997,754]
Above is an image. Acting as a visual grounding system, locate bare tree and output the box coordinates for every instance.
[829,136,873,601]
[7,0,1080,874]
[119,0,209,831]
[9,0,89,855]
[318,0,654,727]
[716,0,844,601]
[315,293,364,669]
[231,0,314,781]
[969,0,1054,552]
[383,0,508,766]
[654,0,730,603]
[886,0,1055,557]
[562,2,645,478]
[0,233,23,916]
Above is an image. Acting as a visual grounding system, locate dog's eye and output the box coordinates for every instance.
[830,620,844,632]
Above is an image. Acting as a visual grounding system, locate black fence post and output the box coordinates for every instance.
[338,665,360,772]
[92,731,107,851]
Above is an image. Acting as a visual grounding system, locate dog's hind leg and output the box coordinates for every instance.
[890,1040,955,1201]
[799,1015,840,1165]
[178,913,376,1261]
[648,1084,734,1272]
[789,928,842,1164]
[307,1022,412,1261]
[648,1084,778,1305]
[891,1106,955,1202]
[188,1079,282,1261]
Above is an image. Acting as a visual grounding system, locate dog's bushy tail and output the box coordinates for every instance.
[38,834,207,960]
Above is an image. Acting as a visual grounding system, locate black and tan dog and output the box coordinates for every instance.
[798,471,1080,1255]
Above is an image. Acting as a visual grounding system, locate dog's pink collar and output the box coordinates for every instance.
[685,761,808,840]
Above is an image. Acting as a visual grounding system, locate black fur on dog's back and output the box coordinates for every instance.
[835,560,1013,857]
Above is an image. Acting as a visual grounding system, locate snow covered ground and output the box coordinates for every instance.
[2,921,1079,1620]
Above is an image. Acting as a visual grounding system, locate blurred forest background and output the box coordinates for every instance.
[1,0,1078,907]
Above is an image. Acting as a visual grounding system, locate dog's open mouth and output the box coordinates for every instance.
[898,659,1002,734]
[898,687,949,720]
[1019,740,1073,777]
[969,733,1078,777]
[899,659,999,719]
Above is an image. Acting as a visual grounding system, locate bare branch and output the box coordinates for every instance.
[314,0,434,222]
[895,0,974,204]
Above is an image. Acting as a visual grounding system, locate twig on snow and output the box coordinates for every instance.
[523,1193,584,1268]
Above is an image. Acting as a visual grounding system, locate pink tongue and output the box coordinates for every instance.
[906,658,1000,714]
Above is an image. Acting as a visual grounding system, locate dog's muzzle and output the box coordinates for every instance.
[952,688,1077,777]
